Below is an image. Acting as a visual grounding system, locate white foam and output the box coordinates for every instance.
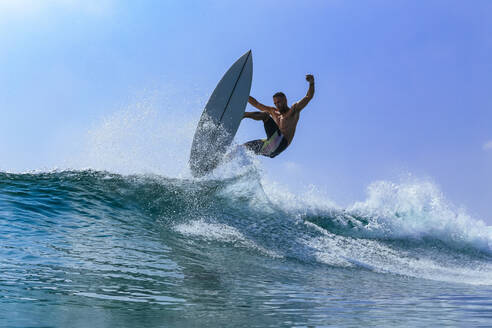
[252,174,492,254]
[244,175,492,285]
[348,180,492,253]
[174,219,282,258]
[302,220,492,285]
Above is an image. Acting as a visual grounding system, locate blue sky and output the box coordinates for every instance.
[1,0,491,223]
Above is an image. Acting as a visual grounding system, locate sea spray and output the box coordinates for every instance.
[347,179,492,253]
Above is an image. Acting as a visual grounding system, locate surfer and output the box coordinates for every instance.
[243,74,315,158]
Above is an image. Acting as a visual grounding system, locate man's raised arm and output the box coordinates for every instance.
[294,74,315,112]
[248,96,274,114]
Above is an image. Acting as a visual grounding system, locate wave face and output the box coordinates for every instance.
[1,169,492,327]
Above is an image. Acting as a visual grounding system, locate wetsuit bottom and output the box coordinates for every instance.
[244,116,289,158]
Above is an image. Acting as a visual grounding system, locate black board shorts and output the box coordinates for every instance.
[244,116,289,158]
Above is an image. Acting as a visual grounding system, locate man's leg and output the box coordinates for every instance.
[244,112,279,138]
[242,112,280,156]
[262,116,279,139]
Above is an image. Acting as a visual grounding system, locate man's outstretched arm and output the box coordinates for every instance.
[294,74,315,112]
[248,96,275,114]
[243,111,269,121]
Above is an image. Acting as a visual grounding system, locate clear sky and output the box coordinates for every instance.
[1,0,491,223]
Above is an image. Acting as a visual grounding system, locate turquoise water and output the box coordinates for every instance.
[1,170,491,327]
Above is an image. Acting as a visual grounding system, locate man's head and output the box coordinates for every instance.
[273,92,288,113]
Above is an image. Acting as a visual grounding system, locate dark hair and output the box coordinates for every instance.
[273,92,286,98]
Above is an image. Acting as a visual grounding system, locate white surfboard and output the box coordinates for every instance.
[189,50,253,177]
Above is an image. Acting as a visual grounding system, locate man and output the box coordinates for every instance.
[243,74,315,158]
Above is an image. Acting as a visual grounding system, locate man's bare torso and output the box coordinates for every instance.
[270,103,301,145]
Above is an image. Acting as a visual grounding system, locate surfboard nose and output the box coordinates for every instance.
[241,49,252,61]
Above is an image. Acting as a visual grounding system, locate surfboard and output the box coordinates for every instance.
[189,50,253,177]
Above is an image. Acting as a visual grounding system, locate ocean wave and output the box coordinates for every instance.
[1,169,491,285]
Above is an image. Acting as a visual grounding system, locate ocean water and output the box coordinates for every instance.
[1,168,491,328]
[1,106,491,327]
